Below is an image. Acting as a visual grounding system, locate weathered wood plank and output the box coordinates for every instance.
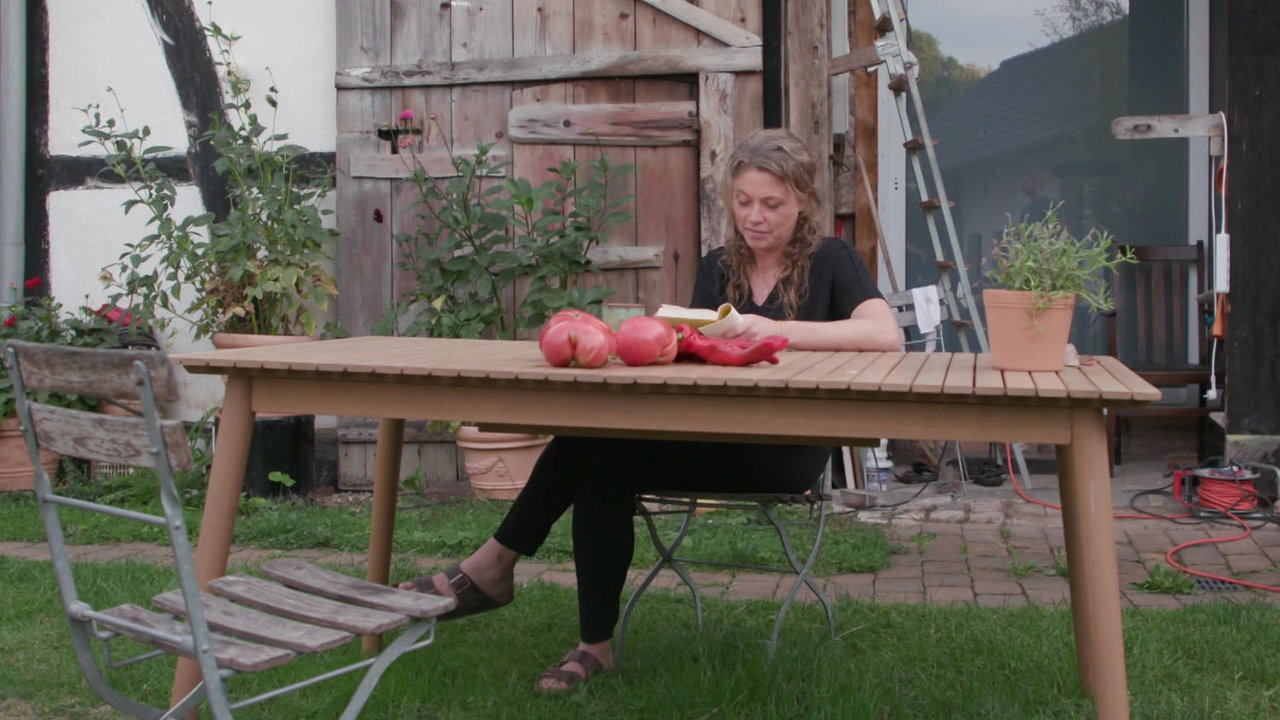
[698,72,734,253]
[5,342,179,401]
[787,0,832,234]
[260,559,455,618]
[699,0,762,147]
[829,45,883,76]
[852,0,881,279]
[574,0,639,310]
[635,3,700,309]
[336,0,393,334]
[514,0,573,56]
[638,0,762,47]
[152,589,353,653]
[209,575,408,635]
[96,604,294,673]
[508,101,697,146]
[1110,114,1225,140]
[589,245,664,269]
[29,404,194,472]
[335,47,763,88]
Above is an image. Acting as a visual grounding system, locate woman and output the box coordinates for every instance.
[399,128,901,692]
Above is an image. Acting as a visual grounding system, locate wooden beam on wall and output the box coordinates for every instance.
[852,0,880,279]
[699,72,735,254]
[336,47,761,89]
[786,0,832,234]
[638,0,762,47]
[507,101,697,146]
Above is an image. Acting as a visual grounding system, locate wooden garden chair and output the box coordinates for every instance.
[2,340,454,719]
[1104,242,1220,465]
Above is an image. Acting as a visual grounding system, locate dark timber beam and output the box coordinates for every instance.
[1225,1,1280,440]
[141,0,229,220]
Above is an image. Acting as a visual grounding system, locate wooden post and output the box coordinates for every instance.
[786,0,832,234]
[1225,2,1280,439]
[851,0,879,277]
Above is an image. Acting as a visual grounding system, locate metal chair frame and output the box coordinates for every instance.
[3,340,451,719]
[616,475,835,665]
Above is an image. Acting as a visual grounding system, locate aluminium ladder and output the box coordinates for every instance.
[858,0,1042,487]
[864,0,987,353]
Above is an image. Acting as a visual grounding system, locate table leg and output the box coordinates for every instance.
[171,377,255,710]
[362,417,405,653]
[1056,407,1130,720]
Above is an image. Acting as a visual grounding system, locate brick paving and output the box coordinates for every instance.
[5,459,1278,610]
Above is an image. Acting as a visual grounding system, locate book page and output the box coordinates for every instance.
[655,303,744,337]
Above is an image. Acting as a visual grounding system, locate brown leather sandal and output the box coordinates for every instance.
[535,648,608,694]
[399,563,512,621]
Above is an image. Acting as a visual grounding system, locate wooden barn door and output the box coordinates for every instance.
[334,0,768,338]
[334,0,764,489]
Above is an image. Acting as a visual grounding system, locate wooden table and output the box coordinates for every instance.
[173,336,1158,719]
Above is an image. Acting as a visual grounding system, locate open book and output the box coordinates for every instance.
[655,303,745,338]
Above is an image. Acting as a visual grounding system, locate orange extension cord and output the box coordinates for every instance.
[1000,443,1280,594]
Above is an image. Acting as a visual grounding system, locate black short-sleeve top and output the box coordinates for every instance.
[688,236,883,322]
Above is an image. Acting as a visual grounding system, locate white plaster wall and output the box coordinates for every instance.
[49,0,336,156]
[46,0,337,420]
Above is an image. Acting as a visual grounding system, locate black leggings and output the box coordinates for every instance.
[492,436,830,644]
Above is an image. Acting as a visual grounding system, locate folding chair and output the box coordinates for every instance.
[615,454,836,664]
[880,285,988,488]
[2,340,454,719]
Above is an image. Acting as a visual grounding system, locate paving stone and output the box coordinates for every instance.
[926,586,975,604]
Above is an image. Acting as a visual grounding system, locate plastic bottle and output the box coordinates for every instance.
[864,439,893,491]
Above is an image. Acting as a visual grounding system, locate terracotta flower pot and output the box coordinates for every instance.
[0,417,59,492]
[454,426,550,500]
[983,289,1076,372]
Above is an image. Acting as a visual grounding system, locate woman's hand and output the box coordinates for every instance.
[718,314,784,342]
[721,298,903,352]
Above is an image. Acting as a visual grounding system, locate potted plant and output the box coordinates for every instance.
[377,129,632,498]
[79,22,338,346]
[1,278,137,491]
[983,205,1135,371]
[78,22,336,497]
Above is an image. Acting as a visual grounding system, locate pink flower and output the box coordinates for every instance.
[397,135,415,150]
[23,277,41,291]
[397,109,415,124]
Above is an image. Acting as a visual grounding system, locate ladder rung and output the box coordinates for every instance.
[887,74,910,93]
[918,198,955,210]
[932,260,957,270]
[875,12,894,34]
[903,136,938,152]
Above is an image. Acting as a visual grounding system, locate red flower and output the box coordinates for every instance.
[23,277,41,291]
[3,315,15,327]
[93,303,134,326]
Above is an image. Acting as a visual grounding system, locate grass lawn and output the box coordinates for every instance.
[2,480,1278,718]
[2,556,1279,719]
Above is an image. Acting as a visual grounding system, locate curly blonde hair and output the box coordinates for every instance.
[719,128,823,319]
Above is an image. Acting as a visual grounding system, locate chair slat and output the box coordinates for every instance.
[29,403,194,472]
[260,559,456,619]
[5,340,178,402]
[151,590,353,654]
[209,575,409,635]
[96,604,295,673]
